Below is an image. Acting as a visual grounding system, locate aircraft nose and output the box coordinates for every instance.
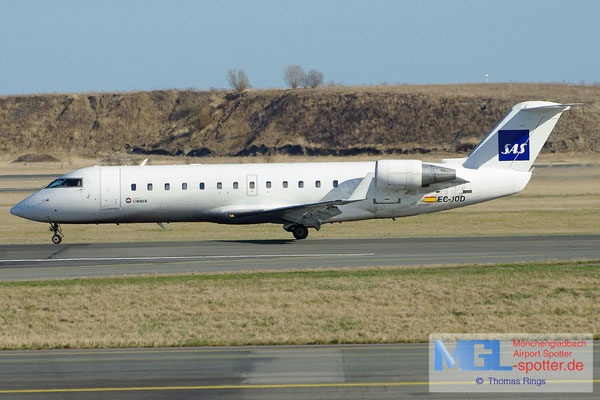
[11,193,52,222]
[10,201,25,217]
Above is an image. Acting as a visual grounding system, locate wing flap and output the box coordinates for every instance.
[280,202,344,230]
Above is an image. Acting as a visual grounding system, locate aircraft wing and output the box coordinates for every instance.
[224,198,355,229]
[224,173,373,229]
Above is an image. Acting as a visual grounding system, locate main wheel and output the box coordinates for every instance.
[292,225,309,240]
[51,234,62,245]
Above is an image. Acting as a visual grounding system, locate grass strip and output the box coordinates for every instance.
[0,260,599,349]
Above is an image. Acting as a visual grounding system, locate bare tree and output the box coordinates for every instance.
[227,69,250,92]
[283,65,305,89]
[303,69,324,88]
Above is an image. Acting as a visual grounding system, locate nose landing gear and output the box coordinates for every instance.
[49,223,63,244]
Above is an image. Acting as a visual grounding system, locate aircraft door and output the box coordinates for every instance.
[100,167,121,209]
[247,174,257,196]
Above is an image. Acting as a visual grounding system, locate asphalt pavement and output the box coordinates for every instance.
[0,344,597,400]
[0,235,598,280]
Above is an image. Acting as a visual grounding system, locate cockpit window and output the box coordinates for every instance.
[45,178,83,188]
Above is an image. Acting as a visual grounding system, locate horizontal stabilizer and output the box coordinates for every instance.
[521,103,582,111]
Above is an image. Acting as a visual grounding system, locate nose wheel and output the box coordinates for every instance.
[49,223,63,245]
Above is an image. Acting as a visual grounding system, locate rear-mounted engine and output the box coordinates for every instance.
[375,160,456,191]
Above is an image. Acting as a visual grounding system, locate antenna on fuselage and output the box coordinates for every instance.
[139,158,148,166]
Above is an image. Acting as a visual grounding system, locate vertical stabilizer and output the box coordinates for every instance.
[463,101,576,171]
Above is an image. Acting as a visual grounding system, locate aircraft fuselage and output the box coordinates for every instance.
[11,161,530,225]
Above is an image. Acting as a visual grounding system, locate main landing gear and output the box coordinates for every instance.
[285,224,309,240]
[49,223,63,244]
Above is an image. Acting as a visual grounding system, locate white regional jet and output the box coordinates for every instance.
[11,101,576,244]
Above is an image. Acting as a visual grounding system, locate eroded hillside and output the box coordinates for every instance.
[1,84,598,158]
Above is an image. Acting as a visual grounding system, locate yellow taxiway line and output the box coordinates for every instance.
[2,380,598,393]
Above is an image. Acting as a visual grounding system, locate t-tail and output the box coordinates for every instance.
[462,101,579,171]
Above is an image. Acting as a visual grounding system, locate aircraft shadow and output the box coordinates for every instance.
[215,239,296,245]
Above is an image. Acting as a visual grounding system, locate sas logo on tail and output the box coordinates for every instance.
[498,129,530,161]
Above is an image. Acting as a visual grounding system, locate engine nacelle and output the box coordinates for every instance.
[375,160,456,191]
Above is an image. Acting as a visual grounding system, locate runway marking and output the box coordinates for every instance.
[0,253,375,264]
[0,252,571,274]
[0,256,305,275]
[0,251,576,270]
[2,380,599,393]
[28,253,549,273]
[0,254,372,276]
[0,345,430,357]
[0,353,426,363]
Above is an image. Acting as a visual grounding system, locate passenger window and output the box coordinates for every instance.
[147,183,153,191]
[266,181,272,188]
[164,183,170,191]
[283,181,288,188]
[182,183,187,190]
[298,180,304,188]
[233,182,239,189]
[131,183,137,191]
[217,182,222,189]
[199,182,205,190]
[315,180,321,188]
[333,180,338,188]
[249,181,255,189]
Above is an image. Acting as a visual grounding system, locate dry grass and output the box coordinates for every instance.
[314,83,600,102]
[1,151,598,170]
[1,84,599,159]
[0,261,598,349]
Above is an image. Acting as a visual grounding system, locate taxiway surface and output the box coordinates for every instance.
[0,235,598,280]
[0,344,597,399]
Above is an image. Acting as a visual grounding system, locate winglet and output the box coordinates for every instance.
[348,172,373,201]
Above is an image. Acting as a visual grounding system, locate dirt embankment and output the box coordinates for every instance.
[1,83,598,158]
